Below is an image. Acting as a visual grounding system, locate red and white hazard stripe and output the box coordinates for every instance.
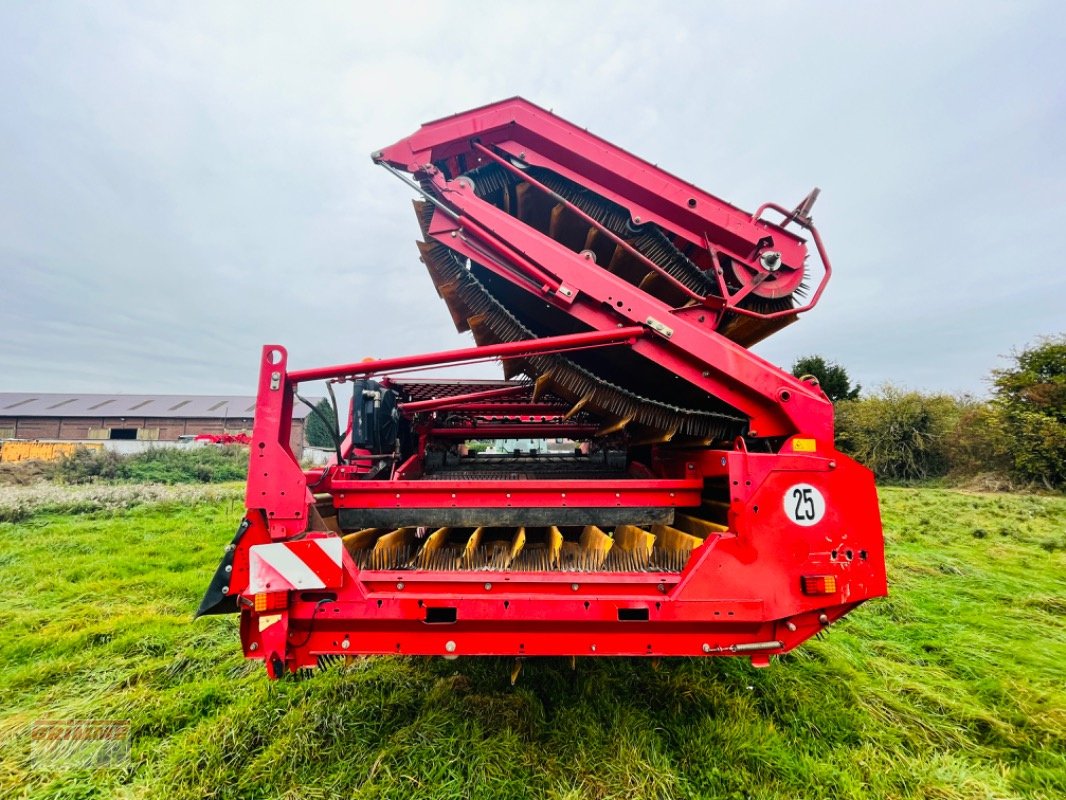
[248,537,344,593]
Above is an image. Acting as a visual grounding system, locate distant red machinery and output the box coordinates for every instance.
[193,433,251,446]
[199,99,886,678]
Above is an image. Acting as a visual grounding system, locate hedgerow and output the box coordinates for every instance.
[53,446,248,485]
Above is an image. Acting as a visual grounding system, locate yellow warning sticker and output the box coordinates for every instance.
[791,438,817,453]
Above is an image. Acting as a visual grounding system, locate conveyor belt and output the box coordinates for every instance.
[462,161,807,332]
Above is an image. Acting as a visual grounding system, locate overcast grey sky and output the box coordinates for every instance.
[2,2,1063,398]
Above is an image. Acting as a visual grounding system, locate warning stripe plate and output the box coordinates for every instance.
[248,538,344,593]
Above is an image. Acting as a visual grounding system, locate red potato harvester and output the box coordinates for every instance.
[198,98,886,679]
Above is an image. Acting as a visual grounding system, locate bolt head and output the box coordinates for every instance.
[445,640,457,653]
[396,582,405,591]
[759,251,783,272]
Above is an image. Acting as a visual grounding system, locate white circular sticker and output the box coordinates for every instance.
[784,483,826,526]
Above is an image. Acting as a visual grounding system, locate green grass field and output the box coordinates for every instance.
[0,485,1063,799]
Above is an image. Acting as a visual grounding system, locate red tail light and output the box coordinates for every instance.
[801,575,838,596]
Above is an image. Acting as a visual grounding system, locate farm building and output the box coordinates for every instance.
[0,393,312,459]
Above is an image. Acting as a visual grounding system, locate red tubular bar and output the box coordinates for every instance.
[426,424,597,438]
[288,326,645,383]
[380,159,565,294]
[399,384,531,412]
[416,403,571,415]
[447,208,563,294]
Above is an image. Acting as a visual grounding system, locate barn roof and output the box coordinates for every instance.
[0,393,313,419]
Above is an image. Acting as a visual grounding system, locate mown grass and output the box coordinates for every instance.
[0,483,243,523]
[0,488,1062,799]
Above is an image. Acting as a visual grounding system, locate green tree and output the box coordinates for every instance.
[304,398,340,448]
[791,355,860,402]
[990,335,1066,489]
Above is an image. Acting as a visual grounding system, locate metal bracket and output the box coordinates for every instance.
[195,517,251,617]
[644,317,674,339]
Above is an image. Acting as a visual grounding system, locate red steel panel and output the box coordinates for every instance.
[330,477,702,510]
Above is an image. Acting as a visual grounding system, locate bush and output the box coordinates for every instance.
[944,400,1012,479]
[836,387,962,481]
[1001,410,1066,490]
[120,447,247,483]
[54,448,124,483]
[990,335,1066,489]
[55,446,248,485]
[835,380,1062,489]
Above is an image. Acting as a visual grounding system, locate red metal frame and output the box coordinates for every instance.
[203,98,887,678]
[228,336,885,678]
[375,98,809,287]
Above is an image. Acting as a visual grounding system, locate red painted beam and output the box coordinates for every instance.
[400,384,530,412]
[427,424,597,438]
[288,326,644,383]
